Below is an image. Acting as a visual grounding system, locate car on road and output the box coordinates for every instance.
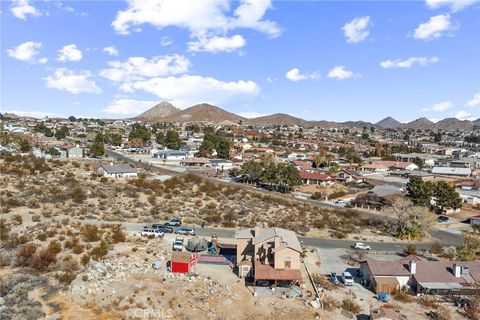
[353,242,371,250]
[334,199,347,206]
[437,215,449,223]
[342,271,354,286]
[141,229,164,238]
[174,227,196,236]
[172,237,184,251]
[165,218,182,227]
[152,224,174,233]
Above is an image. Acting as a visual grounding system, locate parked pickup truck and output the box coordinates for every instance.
[172,237,184,251]
[141,229,164,238]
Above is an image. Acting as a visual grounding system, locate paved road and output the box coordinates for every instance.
[104,149,465,250]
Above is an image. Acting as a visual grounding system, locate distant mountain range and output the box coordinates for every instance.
[132,102,480,131]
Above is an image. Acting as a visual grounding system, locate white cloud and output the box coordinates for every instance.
[237,111,267,118]
[111,0,280,52]
[188,34,246,53]
[119,75,260,108]
[425,0,477,12]
[113,0,280,36]
[465,92,480,107]
[99,54,190,82]
[57,44,83,62]
[285,68,319,82]
[7,41,43,62]
[160,36,173,46]
[413,14,457,40]
[102,99,158,115]
[11,0,41,20]
[421,100,453,112]
[285,68,307,82]
[380,56,440,69]
[342,16,370,43]
[103,46,119,56]
[455,110,475,120]
[327,66,356,80]
[44,68,102,94]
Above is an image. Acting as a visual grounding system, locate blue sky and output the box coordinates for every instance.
[1,0,479,122]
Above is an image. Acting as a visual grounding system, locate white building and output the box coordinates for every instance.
[96,163,138,178]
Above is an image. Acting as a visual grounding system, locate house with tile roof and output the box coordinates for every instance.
[235,227,303,292]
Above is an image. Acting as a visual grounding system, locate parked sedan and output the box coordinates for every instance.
[437,215,449,223]
[174,227,196,236]
[353,242,371,250]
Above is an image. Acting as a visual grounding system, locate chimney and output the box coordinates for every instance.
[453,263,461,277]
[253,226,260,237]
[409,260,416,274]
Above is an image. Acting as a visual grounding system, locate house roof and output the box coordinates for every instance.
[368,185,403,197]
[254,260,302,281]
[431,167,472,176]
[235,227,302,253]
[299,170,334,181]
[100,163,137,174]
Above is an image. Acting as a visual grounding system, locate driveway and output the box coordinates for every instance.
[316,248,349,275]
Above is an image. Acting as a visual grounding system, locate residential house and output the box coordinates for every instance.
[361,256,480,295]
[153,150,189,161]
[299,170,335,186]
[209,159,234,171]
[64,145,85,158]
[96,163,138,178]
[336,169,364,184]
[235,227,303,289]
[180,157,210,167]
[431,166,472,177]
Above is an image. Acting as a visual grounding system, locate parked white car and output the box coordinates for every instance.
[342,272,354,286]
[141,229,164,238]
[172,237,184,251]
[353,242,371,250]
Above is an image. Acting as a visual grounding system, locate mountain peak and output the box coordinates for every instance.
[375,116,402,129]
[134,101,180,120]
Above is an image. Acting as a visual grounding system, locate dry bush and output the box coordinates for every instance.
[81,225,100,242]
[72,243,85,254]
[61,255,80,272]
[11,214,23,224]
[322,294,340,311]
[89,240,109,261]
[16,243,37,266]
[465,298,480,320]
[392,287,414,303]
[111,224,126,243]
[311,273,335,290]
[81,254,90,266]
[56,271,76,285]
[430,241,443,255]
[31,215,41,222]
[47,240,62,255]
[418,295,439,309]
[342,298,361,314]
[403,244,418,256]
[30,248,57,271]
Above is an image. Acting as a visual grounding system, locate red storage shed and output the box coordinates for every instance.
[171,252,198,273]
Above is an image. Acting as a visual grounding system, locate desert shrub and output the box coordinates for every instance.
[31,215,41,222]
[70,187,86,204]
[331,230,347,239]
[16,243,37,266]
[3,233,29,249]
[312,218,326,229]
[322,294,340,311]
[311,273,334,290]
[56,271,76,285]
[11,214,23,224]
[30,248,57,271]
[61,255,80,272]
[418,295,439,309]
[37,233,47,241]
[81,225,100,242]
[330,191,347,199]
[47,240,62,255]
[80,254,90,266]
[392,287,414,303]
[100,177,108,183]
[465,298,480,320]
[311,192,325,200]
[430,241,444,255]
[72,243,85,254]
[0,218,10,241]
[89,240,109,261]
[0,250,13,266]
[342,298,361,314]
[111,224,126,243]
[403,244,418,256]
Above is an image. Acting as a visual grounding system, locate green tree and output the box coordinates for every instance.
[68,116,77,122]
[406,176,433,206]
[239,160,263,183]
[155,131,165,145]
[89,132,104,156]
[198,131,231,159]
[433,181,462,211]
[54,125,69,140]
[128,124,151,145]
[275,162,302,191]
[164,130,182,150]
[19,139,31,152]
[412,157,425,169]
